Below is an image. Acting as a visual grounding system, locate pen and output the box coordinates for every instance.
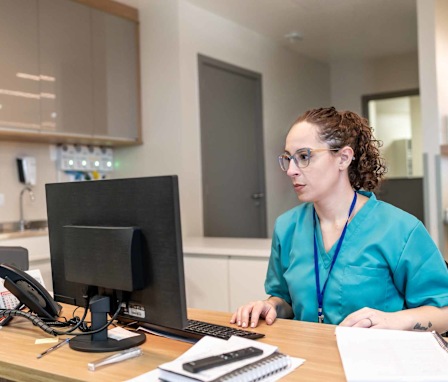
[88,347,143,371]
[37,338,70,359]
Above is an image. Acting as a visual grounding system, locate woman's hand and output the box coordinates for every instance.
[339,307,413,330]
[230,299,278,328]
[230,296,293,328]
[340,306,448,333]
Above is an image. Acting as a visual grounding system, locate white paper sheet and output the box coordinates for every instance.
[336,326,448,382]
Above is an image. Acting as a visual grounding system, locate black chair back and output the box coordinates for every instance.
[0,247,29,271]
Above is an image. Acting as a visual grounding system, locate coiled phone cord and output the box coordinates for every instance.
[0,309,56,335]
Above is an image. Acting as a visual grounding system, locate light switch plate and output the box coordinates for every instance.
[0,193,4,206]
[49,145,57,161]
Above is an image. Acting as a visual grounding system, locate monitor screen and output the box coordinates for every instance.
[46,176,188,349]
[375,177,424,224]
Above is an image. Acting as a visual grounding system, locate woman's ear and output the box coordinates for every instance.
[339,146,355,170]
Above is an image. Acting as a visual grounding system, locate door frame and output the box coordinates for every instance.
[361,88,419,118]
[361,88,427,227]
[198,54,267,237]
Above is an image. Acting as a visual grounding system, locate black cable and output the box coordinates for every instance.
[64,295,123,337]
[0,309,57,335]
[55,303,90,334]
[0,293,123,337]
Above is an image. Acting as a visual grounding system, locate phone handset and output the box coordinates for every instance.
[0,263,61,319]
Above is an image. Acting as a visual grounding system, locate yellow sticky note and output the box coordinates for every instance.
[35,338,59,345]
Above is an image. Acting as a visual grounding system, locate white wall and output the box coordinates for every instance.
[417,0,448,250]
[114,0,330,237]
[418,0,448,255]
[410,96,423,177]
[435,0,448,125]
[330,52,419,114]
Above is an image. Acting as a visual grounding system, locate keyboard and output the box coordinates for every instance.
[184,319,265,340]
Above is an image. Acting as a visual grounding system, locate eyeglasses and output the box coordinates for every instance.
[278,147,340,171]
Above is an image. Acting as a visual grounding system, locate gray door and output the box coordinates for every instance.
[198,55,267,238]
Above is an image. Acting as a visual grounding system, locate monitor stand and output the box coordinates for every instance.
[69,295,146,352]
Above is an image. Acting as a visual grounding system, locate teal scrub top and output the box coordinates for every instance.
[265,191,448,325]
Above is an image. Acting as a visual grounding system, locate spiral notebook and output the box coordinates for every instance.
[156,336,305,382]
[336,326,448,381]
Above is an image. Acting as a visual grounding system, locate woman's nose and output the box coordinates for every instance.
[286,160,300,177]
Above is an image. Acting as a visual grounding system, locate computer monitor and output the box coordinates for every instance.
[46,176,188,351]
[375,177,424,225]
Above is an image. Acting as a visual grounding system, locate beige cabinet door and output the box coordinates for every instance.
[38,0,94,135]
[184,255,230,312]
[0,0,40,132]
[92,9,140,142]
[229,257,269,312]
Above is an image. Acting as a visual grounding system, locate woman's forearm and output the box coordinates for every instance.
[399,306,448,333]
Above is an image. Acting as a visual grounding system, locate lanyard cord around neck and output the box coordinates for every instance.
[313,191,357,323]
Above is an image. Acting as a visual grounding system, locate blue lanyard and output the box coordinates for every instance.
[313,191,357,323]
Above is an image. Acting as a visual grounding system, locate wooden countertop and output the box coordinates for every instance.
[0,306,345,381]
[0,228,48,241]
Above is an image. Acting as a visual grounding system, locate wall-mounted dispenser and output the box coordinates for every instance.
[17,156,37,186]
[56,145,113,180]
[57,144,77,171]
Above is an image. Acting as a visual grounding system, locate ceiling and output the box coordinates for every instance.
[121,0,418,64]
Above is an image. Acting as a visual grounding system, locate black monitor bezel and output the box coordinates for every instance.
[45,175,188,331]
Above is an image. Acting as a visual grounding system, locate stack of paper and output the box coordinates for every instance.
[336,326,448,381]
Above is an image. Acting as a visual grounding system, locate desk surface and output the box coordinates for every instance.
[0,307,345,381]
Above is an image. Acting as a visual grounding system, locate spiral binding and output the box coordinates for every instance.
[432,331,448,352]
[217,352,291,382]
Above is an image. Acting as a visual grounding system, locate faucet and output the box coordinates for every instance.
[19,186,35,231]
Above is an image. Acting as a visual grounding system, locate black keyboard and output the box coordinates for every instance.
[184,319,265,340]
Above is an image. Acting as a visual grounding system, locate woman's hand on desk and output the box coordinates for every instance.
[339,307,412,330]
[230,300,277,328]
[340,306,448,333]
[230,296,293,328]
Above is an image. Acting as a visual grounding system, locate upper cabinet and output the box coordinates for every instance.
[0,0,141,146]
[39,0,94,137]
[0,0,40,133]
[92,9,140,141]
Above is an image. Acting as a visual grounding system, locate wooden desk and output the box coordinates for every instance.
[0,307,345,381]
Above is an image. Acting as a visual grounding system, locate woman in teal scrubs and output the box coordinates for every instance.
[230,107,448,333]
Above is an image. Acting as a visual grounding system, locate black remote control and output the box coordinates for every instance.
[182,346,264,373]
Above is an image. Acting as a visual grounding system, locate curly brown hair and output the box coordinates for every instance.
[293,106,387,191]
